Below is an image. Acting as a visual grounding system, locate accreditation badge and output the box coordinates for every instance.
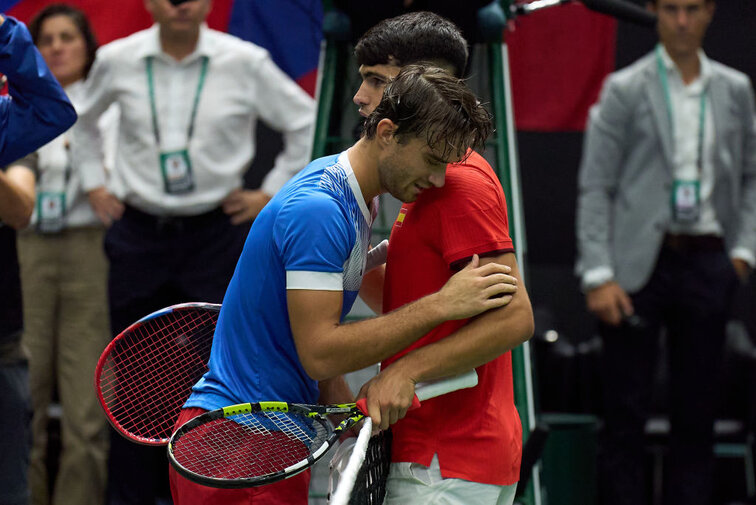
[37,191,66,233]
[671,179,701,224]
[160,149,195,194]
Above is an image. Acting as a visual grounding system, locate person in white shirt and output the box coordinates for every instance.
[70,1,315,504]
[575,1,756,504]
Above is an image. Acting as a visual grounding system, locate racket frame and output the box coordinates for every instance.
[168,401,364,488]
[94,302,221,445]
[168,370,479,489]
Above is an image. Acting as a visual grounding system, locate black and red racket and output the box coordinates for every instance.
[94,302,220,445]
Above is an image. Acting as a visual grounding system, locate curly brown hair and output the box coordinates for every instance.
[362,64,492,162]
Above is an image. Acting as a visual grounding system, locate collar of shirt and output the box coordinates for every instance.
[658,44,711,91]
[134,23,214,64]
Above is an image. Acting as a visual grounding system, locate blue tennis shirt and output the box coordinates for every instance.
[186,151,375,410]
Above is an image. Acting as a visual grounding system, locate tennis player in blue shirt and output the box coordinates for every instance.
[173,65,516,505]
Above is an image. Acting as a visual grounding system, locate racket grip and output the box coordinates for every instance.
[355,395,421,416]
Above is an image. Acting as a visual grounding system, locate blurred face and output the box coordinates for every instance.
[145,0,211,35]
[650,0,714,59]
[378,134,461,202]
[37,15,87,87]
[353,63,401,118]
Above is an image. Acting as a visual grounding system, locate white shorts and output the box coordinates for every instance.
[383,454,517,505]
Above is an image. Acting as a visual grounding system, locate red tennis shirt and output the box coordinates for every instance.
[381,150,521,486]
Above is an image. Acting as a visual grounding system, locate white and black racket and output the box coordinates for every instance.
[168,371,479,490]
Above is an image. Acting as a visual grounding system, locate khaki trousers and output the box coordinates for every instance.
[18,227,109,505]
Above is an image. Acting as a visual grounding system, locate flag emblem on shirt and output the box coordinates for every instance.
[395,208,407,228]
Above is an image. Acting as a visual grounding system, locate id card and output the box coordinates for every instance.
[671,179,700,224]
[37,191,66,233]
[160,149,195,194]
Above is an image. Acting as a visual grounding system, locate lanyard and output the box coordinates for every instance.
[655,45,707,174]
[145,56,209,146]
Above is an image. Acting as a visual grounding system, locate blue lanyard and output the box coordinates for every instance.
[655,45,707,174]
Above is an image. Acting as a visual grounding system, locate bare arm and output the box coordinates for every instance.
[318,375,354,405]
[0,165,35,229]
[357,253,534,429]
[287,255,517,381]
[357,266,385,314]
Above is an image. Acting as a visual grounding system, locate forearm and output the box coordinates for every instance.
[386,256,532,384]
[294,291,448,381]
[0,166,35,229]
[290,257,516,380]
[390,297,533,384]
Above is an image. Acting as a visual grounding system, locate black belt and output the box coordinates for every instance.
[662,233,724,253]
[122,204,228,233]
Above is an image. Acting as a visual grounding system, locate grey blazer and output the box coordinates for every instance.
[576,51,756,293]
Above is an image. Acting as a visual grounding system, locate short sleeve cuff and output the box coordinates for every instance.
[286,270,343,291]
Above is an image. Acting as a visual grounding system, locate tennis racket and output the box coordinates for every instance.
[168,370,479,489]
[94,302,220,445]
[328,418,391,505]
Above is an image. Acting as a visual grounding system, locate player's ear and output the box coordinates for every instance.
[375,118,398,147]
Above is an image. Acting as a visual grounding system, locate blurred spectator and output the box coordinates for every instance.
[575,1,756,504]
[8,5,115,505]
[70,0,315,503]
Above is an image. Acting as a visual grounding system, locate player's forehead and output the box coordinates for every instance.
[406,136,462,165]
[358,63,401,80]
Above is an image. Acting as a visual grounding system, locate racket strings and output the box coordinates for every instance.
[98,308,217,441]
[172,411,331,481]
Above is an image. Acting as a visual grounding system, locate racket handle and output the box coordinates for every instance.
[355,395,421,416]
[354,370,478,416]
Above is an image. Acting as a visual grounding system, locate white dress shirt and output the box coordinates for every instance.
[658,46,718,237]
[16,80,118,229]
[72,24,315,216]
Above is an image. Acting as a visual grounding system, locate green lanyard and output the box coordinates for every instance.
[145,55,209,146]
[655,45,707,174]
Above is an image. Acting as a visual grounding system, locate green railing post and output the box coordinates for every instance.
[487,38,542,505]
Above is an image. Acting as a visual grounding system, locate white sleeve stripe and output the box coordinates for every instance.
[286,270,343,291]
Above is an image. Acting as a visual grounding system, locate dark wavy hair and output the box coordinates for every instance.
[29,4,98,79]
[363,64,492,162]
[355,12,468,79]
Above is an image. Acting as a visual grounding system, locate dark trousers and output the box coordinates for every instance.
[104,206,249,505]
[598,243,738,505]
[0,354,31,505]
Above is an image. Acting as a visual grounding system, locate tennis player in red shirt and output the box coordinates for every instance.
[352,12,534,505]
